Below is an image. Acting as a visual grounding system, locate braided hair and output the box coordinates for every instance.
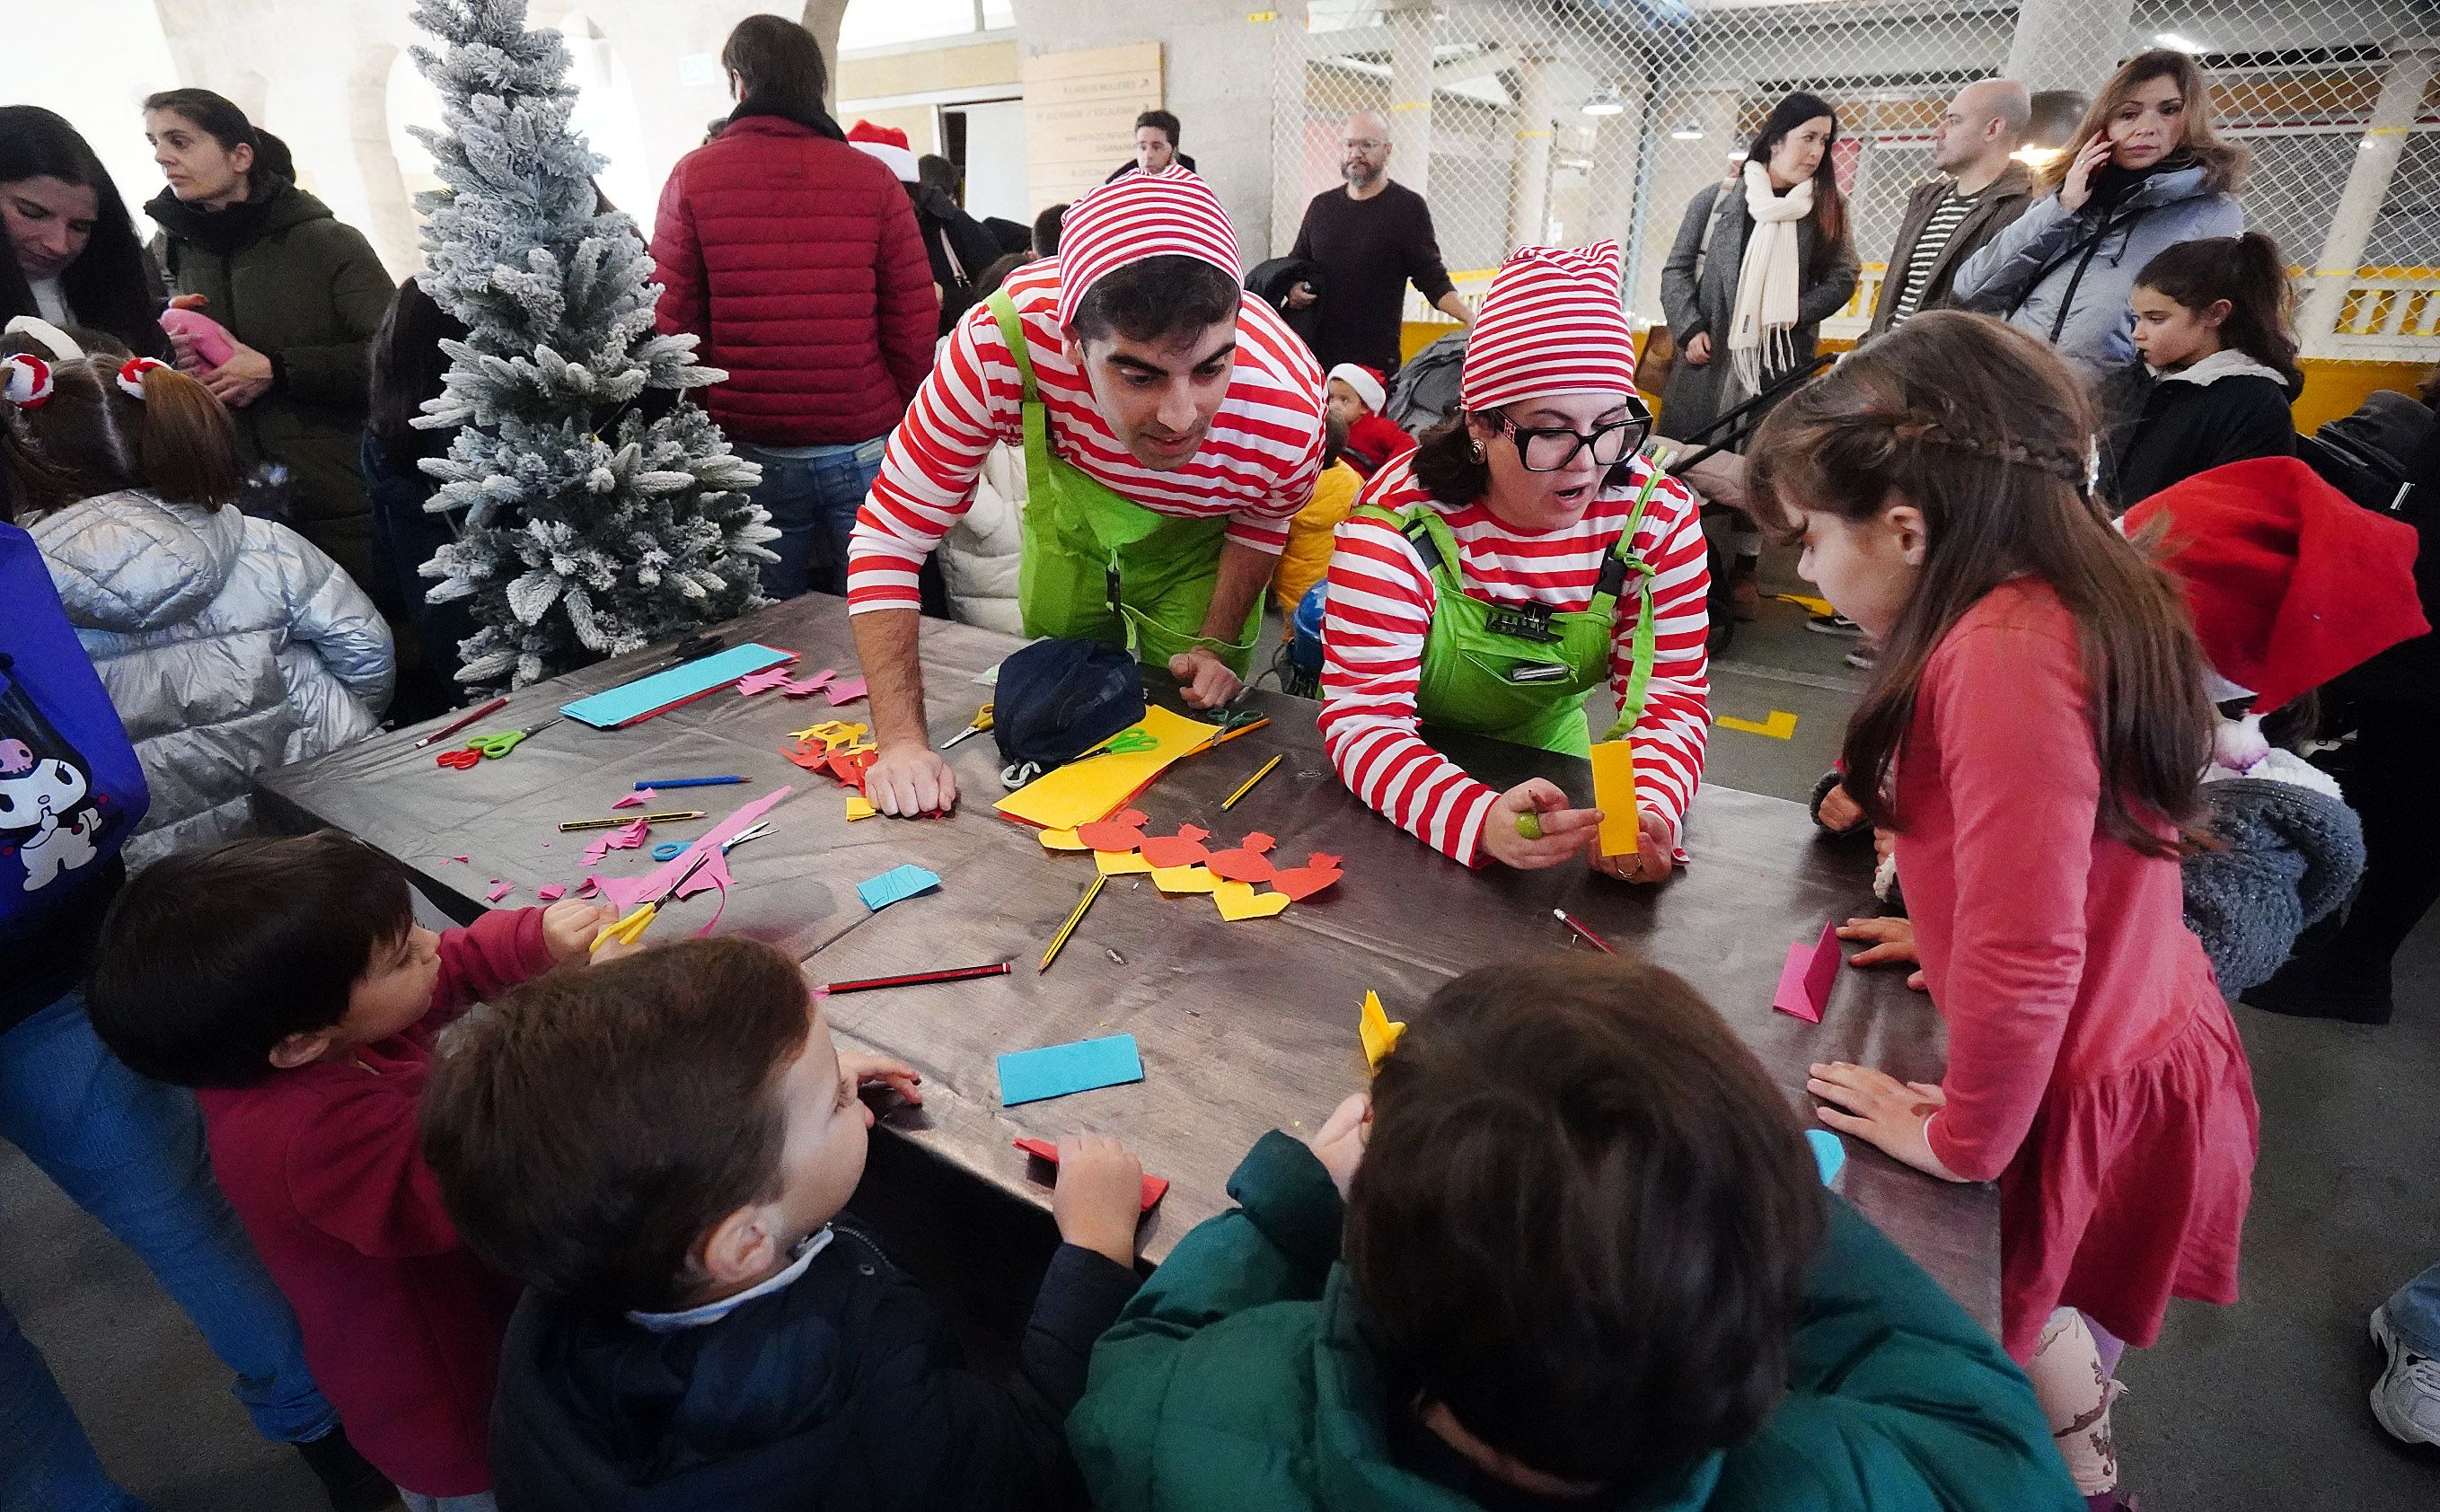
[1747,311,2211,857]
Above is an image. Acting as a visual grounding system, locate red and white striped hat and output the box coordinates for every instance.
[1053,166,1242,330]
[1458,241,1635,411]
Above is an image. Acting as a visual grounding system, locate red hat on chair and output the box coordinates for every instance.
[2125,455,2430,712]
[847,120,919,181]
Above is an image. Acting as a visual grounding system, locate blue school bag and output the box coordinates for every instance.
[0,522,147,920]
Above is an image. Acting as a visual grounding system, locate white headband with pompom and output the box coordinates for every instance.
[116,356,171,400]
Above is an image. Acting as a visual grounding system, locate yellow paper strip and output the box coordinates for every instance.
[1590,740,1637,857]
[845,795,876,821]
[1095,848,1154,875]
[1359,989,1406,1068]
[1213,879,1290,920]
[1150,864,1217,893]
[995,706,1220,831]
[1039,827,1089,851]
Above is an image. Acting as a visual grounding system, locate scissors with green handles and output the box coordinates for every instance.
[1075,727,1158,761]
[463,716,562,760]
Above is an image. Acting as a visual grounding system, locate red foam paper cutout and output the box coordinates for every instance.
[1013,1138,1167,1210]
[1207,832,1279,883]
[1268,857,1343,901]
[1076,807,1150,853]
[1140,824,1213,868]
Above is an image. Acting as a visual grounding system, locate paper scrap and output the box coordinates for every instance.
[994,706,1220,831]
[574,875,599,898]
[1807,1129,1846,1185]
[736,665,797,697]
[1269,854,1343,901]
[846,795,877,821]
[611,789,651,809]
[1150,864,1217,893]
[997,1033,1143,1105]
[535,883,567,901]
[1213,879,1290,920]
[1076,809,1150,852]
[1140,824,1211,869]
[448,855,469,864]
[781,669,836,698]
[1012,1137,1168,1210]
[1039,828,1089,851]
[1093,848,1153,875]
[1590,740,1638,857]
[1207,832,1278,883]
[1773,923,1842,1023]
[824,676,868,706]
[485,881,512,902]
[858,864,942,912]
[594,787,794,918]
[1360,989,1405,1069]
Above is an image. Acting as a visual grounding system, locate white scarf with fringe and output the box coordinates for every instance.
[1727,159,1812,392]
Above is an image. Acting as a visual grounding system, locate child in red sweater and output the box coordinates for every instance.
[1747,311,2259,1511]
[85,831,621,1510]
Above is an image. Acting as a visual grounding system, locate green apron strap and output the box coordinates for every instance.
[989,290,1056,485]
[1599,468,1669,742]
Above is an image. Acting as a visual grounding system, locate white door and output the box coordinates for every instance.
[953,99,1031,226]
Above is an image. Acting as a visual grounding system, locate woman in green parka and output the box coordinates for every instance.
[141,89,393,606]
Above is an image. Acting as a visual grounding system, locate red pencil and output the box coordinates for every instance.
[412,695,507,749]
[823,962,1012,995]
[1552,907,1616,954]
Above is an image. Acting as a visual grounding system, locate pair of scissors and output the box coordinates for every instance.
[1076,727,1158,760]
[593,847,717,954]
[649,821,774,863]
[940,701,994,750]
[436,716,560,768]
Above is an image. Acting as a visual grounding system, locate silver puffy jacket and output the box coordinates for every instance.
[31,490,392,864]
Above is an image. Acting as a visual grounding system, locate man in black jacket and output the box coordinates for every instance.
[1863,79,2038,341]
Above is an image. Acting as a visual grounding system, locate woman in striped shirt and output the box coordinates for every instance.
[1318,243,1711,877]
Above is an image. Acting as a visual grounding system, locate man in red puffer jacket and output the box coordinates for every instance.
[653,15,937,599]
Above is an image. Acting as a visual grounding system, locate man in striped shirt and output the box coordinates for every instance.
[846,170,1326,815]
[1863,79,2037,342]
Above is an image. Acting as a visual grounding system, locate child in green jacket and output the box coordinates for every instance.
[1068,955,2083,1512]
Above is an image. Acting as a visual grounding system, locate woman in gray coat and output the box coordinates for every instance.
[1658,91,1859,611]
[1951,48,2246,391]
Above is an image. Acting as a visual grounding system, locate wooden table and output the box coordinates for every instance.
[257,593,1999,1332]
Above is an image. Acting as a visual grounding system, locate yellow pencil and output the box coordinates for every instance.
[1220,753,1282,811]
[1039,874,1106,972]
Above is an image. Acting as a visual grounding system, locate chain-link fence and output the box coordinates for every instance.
[1270,0,2439,364]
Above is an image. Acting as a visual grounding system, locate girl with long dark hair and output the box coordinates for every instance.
[1752,311,2257,1510]
[0,107,169,358]
[2112,231,2300,506]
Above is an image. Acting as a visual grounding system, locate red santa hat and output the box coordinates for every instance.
[1052,166,1241,331]
[847,120,919,181]
[1325,363,1387,414]
[2125,455,2429,713]
[1459,241,1635,411]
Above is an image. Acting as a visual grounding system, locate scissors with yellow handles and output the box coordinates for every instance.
[940,701,994,750]
[593,848,716,954]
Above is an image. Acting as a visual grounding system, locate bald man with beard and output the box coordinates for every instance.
[1865,78,2039,341]
[1286,110,1473,375]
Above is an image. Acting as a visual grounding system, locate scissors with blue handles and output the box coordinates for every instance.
[649,821,774,863]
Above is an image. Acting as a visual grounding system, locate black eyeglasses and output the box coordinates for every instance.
[1490,399,1652,473]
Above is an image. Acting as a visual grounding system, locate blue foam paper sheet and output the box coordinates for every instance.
[997,1033,1144,1106]
[1807,1129,1846,1186]
[559,644,796,729]
[857,864,942,912]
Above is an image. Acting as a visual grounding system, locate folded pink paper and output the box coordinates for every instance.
[1773,923,1842,1023]
[611,789,652,809]
[824,676,868,706]
[536,883,567,901]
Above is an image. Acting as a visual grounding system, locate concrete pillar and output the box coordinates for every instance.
[1507,51,1556,251]
[2298,38,2437,356]
[1385,1,1434,198]
[2002,0,2135,96]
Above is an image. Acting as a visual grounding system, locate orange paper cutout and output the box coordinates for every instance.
[1076,809,1150,852]
[1207,832,1278,883]
[1140,824,1212,869]
[1269,853,1343,901]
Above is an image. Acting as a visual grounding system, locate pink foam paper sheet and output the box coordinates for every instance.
[611,789,652,810]
[781,670,837,698]
[486,881,512,903]
[824,676,868,706]
[1773,923,1843,1023]
[535,884,567,901]
[736,666,796,697]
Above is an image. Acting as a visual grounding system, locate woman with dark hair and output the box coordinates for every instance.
[0,107,169,358]
[653,14,935,599]
[1952,48,2246,391]
[141,87,395,607]
[365,277,480,708]
[1317,243,1711,881]
[1658,91,1860,610]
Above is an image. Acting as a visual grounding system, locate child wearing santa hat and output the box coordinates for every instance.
[1323,362,1413,479]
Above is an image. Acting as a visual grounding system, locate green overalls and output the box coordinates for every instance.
[991,292,1264,674]
[1352,488,1660,756]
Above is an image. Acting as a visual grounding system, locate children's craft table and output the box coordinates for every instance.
[257,593,2000,1333]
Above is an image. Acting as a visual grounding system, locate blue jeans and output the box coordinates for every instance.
[0,993,337,1512]
[2386,1262,2440,1357]
[736,436,890,599]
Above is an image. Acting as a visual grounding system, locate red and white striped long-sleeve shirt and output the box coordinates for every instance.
[1317,453,1711,866]
[845,258,1326,612]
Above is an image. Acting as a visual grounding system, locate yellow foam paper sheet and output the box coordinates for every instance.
[1590,740,1638,858]
[845,795,876,821]
[995,706,1222,831]
[1213,879,1290,920]
[1095,848,1153,875]
[1360,989,1406,1069]
[1038,827,1089,851]
[1150,864,1216,893]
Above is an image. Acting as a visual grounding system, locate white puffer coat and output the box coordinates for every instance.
[31,490,392,864]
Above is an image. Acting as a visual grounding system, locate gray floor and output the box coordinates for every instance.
[4,587,2434,1509]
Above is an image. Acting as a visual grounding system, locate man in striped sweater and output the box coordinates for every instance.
[846,169,1326,816]
[1318,242,1711,879]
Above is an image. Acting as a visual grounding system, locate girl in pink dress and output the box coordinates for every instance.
[1749,311,2259,1509]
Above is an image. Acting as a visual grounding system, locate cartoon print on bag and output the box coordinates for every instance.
[0,664,115,893]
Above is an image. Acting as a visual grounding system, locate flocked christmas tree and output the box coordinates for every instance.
[407,0,773,690]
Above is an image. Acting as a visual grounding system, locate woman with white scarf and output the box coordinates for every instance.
[1657,92,1859,616]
